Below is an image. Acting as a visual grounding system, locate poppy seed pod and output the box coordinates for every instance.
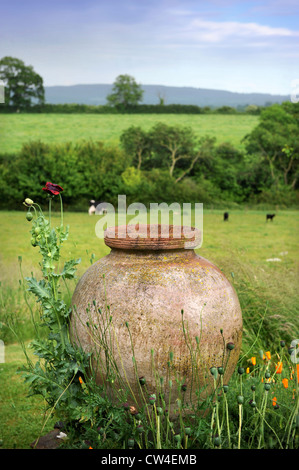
[227,342,235,350]
[127,438,134,448]
[139,376,146,386]
[26,212,33,221]
[149,394,156,405]
[237,395,244,404]
[137,424,144,433]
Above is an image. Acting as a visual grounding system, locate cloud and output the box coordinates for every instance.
[180,18,298,44]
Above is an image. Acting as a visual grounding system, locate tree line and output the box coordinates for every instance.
[0,102,262,114]
[0,101,298,210]
[0,57,275,114]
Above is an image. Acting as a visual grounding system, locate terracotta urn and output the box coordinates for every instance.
[70,224,242,413]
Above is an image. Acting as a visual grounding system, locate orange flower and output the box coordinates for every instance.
[272,397,277,407]
[246,367,250,374]
[79,376,84,384]
[282,378,288,389]
[275,362,283,374]
[265,351,271,360]
[297,364,299,383]
[251,357,256,366]
[89,446,93,449]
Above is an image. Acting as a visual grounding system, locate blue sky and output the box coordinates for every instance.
[1,0,298,94]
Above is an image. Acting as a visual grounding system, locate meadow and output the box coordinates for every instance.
[1,208,298,448]
[0,113,259,154]
[0,109,298,449]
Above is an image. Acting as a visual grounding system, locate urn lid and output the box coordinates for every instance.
[104,224,201,250]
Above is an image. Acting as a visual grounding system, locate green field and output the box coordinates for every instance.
[1,209,299,448]
[0,113,259,154]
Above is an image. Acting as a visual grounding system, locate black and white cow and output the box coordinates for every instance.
[88,200,108,215]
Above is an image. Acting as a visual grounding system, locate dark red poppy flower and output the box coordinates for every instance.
[42,182,64,195]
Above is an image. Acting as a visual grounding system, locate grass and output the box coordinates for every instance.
[0,208,298,448]
[0,342,55,448]
[0,113,259,154]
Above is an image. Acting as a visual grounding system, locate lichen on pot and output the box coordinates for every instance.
[70,224,242,413]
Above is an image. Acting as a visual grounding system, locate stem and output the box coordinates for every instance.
[238,404,243,449]
[255,406,284,449]
[155,407,162,449]
[258,391,269,448]
[224,394,231,448]
[49,197,51,227]
[285,374,299,448]
[59,193,63,228]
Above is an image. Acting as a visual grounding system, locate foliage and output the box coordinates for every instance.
[106,74,144,111]
[244,103,299,189]
[1,102,299,208]
[16,194,94,422]
[0,56,44,109]
[0,141,128,209]
[148,122,200,181]
[120,126,151,170]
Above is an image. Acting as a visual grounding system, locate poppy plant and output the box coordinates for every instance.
[42,182,64,195]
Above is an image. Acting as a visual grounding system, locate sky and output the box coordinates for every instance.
[1,0,299,95]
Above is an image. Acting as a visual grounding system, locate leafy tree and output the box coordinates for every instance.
[106,74,144,110]
[244,103,299,189]
[0,56,45,108]
[120,126,151,170]
[149,122,200,182]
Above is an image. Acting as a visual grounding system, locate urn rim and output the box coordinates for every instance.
[104,224,201,250]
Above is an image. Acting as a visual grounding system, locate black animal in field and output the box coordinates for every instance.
[223,212,229,221]
[266,214,275,222]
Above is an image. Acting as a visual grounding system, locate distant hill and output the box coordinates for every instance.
[45,83,289,108]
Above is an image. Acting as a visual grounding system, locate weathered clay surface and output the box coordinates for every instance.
[70,225,242,412]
